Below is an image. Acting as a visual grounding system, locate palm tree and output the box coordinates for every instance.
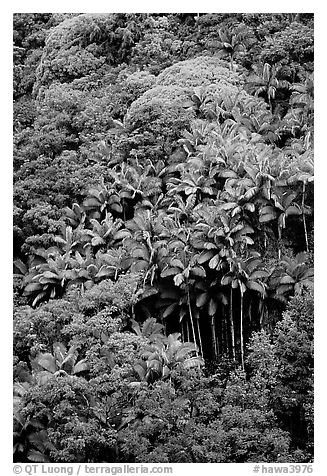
[269,252,314,303]
[161,238,206,356]
[83,185,123,220]
[259,187,302,259]
[63,203,86,228]
[133,333,204,384]
[216,24,252,71]
[286,153,313,252]
[194,210,255,264]
[282,75,314,148]
[22,253,75,307]
[221,253,268,370]
[88,213,128,251]
[130,317,165,344]
[32,342,89,384]
[194,280,228,359]
[290,73,314,110]
[166,168,216,209]
[247,63,290,112]
[234,109,280,144]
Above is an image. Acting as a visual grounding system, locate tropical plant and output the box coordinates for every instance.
[133,332,204,383]
[32,341,89,384]
[269,252,314,303]
[259,187,302,259]
[216,24,253,71]
[13,405,55,463]
[247,63,290,112]
[221,253,268,369]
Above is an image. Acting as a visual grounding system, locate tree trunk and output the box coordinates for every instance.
[240,291,245,371]
[186,318,191,342]
[187,289,199,356]
[211,314,218,360]
[196,316,203,356]
[224,309,229,355]
[302,182,309,252]
[230,53,234,71]
[278,225,282,260]
[229,288,236,361]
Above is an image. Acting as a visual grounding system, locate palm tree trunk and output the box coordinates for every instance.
[230,53,234,71]
[224,309,229,355]
[229,288,236,362]
[187,288,199,356]
[221,311,225,354]
[211,315,218,359]
[258,299,266,329]
[268,95,273,113]
[216,315,220,356]
[196,316,203,356]
[186,318,191,342]
[278,226,282,260]
[302,182,309,252]
[240,291,245,371]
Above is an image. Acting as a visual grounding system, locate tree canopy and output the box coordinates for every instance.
[13,13,314,464]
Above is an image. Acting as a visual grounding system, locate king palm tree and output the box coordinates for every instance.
[222,253,268,369]
[216,24,252,71]
[247,63,290,112]
[259,187,302,259]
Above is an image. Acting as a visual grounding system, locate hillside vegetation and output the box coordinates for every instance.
[13,13,314,463]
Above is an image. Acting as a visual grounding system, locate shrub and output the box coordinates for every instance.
[21,376,117,463]
[124,85,195,162]
[14,300,80,360]
[156,55,243,88]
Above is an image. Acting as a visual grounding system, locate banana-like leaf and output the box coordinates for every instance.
[246,280,265,295]
[209,254,220,269]
[27,449,50,463]
[221,275,232,286]
[174,273,184,287]
[249,270,269,280]
[32,291,48,307]
[208,298,218,316]
[197,250,215,264]
[162,303,178,319]
[196,293,209,308]
[161,266,181,278]
[279,275,296,285]
[286,205,302,216]
[73,359,89,374]
[23,282,44,294]
[191,266,206,278]
[36,354,57,373]
[170,258,184,269]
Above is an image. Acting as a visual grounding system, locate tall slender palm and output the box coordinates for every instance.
[216,24,252,71]
[195,279,229,359]
[247,63,290,112]
[286,153,313,252]
[269,252,314,303]
[161,231,206,356]
[222,253,268,369]
[259,187,302,259]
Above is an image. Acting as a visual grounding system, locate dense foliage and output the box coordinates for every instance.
[13,13,314,463]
